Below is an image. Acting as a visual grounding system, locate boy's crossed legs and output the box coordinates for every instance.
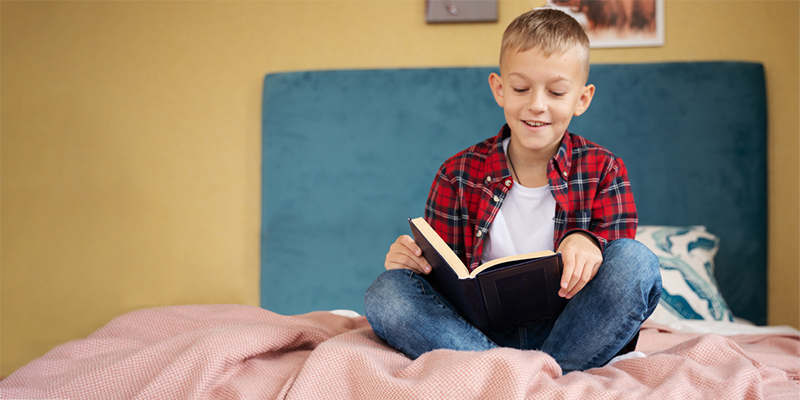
[364,238,662,373]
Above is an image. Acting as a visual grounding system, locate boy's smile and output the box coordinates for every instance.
[489,47,594,162]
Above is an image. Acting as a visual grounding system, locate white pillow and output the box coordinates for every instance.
[636,225,735,323]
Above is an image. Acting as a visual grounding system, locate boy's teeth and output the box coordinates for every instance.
[525,121,545,127]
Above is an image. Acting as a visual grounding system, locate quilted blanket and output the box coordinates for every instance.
[1,304,798,399]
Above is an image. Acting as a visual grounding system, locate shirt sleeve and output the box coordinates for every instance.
[424,165,469,266]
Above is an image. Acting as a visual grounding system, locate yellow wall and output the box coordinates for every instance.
[2,0,798,375]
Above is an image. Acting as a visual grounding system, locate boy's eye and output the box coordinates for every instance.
[551,91,566,97]
[513,87,528,93]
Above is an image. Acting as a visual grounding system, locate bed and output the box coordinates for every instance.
[2,62,798,399]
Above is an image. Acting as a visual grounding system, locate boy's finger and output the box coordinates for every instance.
[387,239,430,274]
[565,266,582,295]
[567,264,589,297]
[566,280,587,299]
[564,258,590,297]
[565,261,600,298]
[401,235,430,272]
[559,254,576,297]
[386,253,425,274]
[401,235,423,256]
[407,254,431,274]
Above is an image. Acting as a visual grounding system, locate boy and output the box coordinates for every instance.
[364,8,661,373]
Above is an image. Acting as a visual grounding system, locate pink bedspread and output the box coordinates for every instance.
[1,304,798,399]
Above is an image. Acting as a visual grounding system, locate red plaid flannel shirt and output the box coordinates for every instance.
[424,126,638,272]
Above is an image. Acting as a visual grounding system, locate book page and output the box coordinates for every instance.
[469,250,556,277]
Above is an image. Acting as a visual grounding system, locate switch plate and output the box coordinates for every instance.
[426,0,498,23]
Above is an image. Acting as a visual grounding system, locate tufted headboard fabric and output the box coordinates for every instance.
[261,62,767,325]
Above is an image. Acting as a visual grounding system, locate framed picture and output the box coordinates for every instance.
[545,0,665,48]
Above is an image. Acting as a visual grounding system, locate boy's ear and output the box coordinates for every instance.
[573,84,595,117]
[488,73,505,108]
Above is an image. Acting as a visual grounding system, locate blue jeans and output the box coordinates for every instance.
[364,238,662,373]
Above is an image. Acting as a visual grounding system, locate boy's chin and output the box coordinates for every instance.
[508,127,564,152]
[510,124,563,139]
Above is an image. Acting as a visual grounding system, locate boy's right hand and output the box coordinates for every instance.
[384,235,431,274]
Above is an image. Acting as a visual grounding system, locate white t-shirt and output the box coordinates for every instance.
[481,138,556,263]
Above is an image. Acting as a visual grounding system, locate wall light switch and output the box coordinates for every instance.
[426,0,497,23]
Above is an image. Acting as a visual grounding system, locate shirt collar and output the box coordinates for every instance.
[480,126,511,183]
[553,130,573,177]
[488,125,573,180]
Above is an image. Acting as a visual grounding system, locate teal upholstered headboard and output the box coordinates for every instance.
[261,62,767,325]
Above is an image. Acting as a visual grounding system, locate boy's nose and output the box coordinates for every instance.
[528,93,547,113]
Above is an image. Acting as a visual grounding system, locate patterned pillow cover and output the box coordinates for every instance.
[636,225,735,323]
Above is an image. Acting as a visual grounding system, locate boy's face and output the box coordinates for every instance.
[489,47,594,159]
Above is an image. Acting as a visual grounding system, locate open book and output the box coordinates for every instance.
[409,217,568,331]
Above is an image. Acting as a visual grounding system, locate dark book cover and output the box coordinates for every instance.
[409,217,566,332]
[408,219,491,330]
[477,255,567,330]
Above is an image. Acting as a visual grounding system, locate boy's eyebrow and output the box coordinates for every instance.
[550,75,573,84]
[507,72,574,84]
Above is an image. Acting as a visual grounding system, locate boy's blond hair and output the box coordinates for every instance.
[500,8,590,79]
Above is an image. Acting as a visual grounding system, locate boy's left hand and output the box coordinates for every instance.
[556,232,603,299]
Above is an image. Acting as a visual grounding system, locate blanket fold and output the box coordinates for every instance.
[1,304,797,399]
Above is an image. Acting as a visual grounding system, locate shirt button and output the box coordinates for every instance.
[493,195,500,203]
[562,171,568,177]
[476,230,483,238]
[485,176,492,183]
[504,179,512,187]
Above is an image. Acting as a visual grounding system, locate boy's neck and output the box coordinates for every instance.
[506,140,555,188]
